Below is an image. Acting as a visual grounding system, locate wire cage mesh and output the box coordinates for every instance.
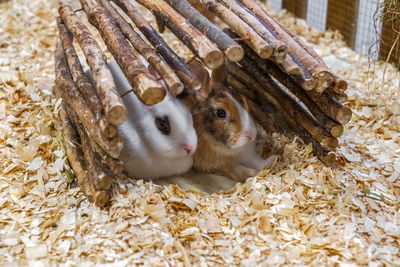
[268,0,399,67]
[268,0,282,10]
[356,0,381,59]
[306,0,327,32]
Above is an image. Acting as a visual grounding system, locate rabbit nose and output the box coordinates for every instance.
[245,131,255,141]
[183,144,192,154]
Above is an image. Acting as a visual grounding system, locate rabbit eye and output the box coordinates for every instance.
[155,117,170,135]
[215,109,226,119]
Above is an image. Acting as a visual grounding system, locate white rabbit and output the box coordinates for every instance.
[86,61,198,180]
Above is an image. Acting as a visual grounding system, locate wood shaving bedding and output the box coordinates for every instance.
[0,0,399,265]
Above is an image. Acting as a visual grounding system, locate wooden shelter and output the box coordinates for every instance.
[55,0,352,206]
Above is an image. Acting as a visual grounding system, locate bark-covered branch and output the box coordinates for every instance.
[58,4,127,125]
[223,28,314,90]
[136,0,224,69]
[166,0,244,62]
[227,60,338,151]
[55,41,111,207]
[79,0,165,105]
[99,0,183,95]
[218,0,287,62]
[111,0,201,91]
[200,0,274,59]
[57,17,117,138]
[226,67,336,165]
[54,39,123,159]
[238,0,335,92]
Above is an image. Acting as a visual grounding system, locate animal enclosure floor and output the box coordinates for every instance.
[0,0,399,266]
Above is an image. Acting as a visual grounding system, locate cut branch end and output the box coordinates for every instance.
[225,45,244,62]
[203,50,225,69]
[106,104,128,126]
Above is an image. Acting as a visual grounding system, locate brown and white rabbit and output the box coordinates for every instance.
[185,60,269,181]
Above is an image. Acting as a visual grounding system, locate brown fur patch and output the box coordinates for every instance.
[192,79,250,174]
[199,88,243,147]
[193,132,241,171]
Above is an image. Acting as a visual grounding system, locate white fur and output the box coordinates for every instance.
[227,93,257,148]
[86,61,198,180]
[239,141,269,171]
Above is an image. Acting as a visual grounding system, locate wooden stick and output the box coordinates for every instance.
[79,0,165,105]
[325,87,348,103]
[200,0,273,59]
[281,24,348,93]
[55,48,110,206]
[238,0,334,92]
[59,103,110,206]
[166,0,244,62]
[247,96,335,165]
[288,53,315,91]
[58,103,94,202]
[99,0,183,95]
[63,92,118,199]
[55,40,123,159]
[311,138,336,165]
[62,86,115,200]
[59,4,127,125]
[305,89,352,125]
[68,108,113,192]
[135,0,223,69]
[90,140,125,174]
[279,20,327,66]
[54,44,95,204]
[331,75,348,94]
[111,0,201,91]
[279,54,300,74]
[233,24,345,116]
[227,74,335,165]
[287,29,348,94]
[57,18,117,138]
[65,104,112,192]
[218,0,287,62]
[241,58,338,150]
[260,59,344,137]
[223,28,314,90]
[57,18,99,114]
[225,72,258,100]
[227,60,338,151]
[189,0,216,21]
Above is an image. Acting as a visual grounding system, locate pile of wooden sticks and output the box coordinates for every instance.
[55,0,352,206]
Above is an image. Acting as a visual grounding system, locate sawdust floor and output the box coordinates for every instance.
[1,0,399,266]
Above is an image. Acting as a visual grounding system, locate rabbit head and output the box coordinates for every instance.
[108,60,198,159]
[187,60,257,150]
[137,91,198,158]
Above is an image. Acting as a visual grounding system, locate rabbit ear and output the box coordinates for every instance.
[186,59,211,100]
[210,60,226,84]
[178,94,197,112]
